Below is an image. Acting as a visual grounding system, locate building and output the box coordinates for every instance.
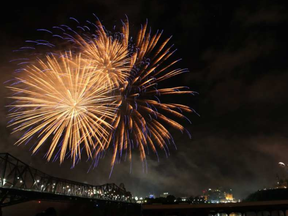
[134,196,145,204]
[191,196,206,204]
[148,194,155,199]
[202,188,237,203]
[275,162,288,189]
[160,192,169,198]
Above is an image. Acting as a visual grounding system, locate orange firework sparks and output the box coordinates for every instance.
[8,52,118,164]
[97,19,196,170]
[74,21,130,87]
[7,16,195,170]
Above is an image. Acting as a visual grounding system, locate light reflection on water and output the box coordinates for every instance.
[210,211,287,216]
[212,214,241,216]
[209,214,240,216]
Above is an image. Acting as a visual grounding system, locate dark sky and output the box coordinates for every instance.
[1,0,288,199]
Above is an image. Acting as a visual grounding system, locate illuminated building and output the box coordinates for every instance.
[191,196,206,204]
[160,192,169,198]
[202,188,237,203]
[148,194,155,199]
[275,162,288,189]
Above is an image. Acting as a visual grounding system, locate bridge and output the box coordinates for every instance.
[0,153,140,216]
[3,153,288,216]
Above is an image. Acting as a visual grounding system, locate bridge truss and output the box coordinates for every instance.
[0,153,133,207]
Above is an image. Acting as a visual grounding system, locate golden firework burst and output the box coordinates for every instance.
[8,52,118,163]
[75,21,130,88]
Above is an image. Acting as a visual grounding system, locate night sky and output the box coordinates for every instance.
[1,0,288,199]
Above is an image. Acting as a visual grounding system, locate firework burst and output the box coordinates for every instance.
[85,19,197,170]
[75,21,130,87]
[8,16,196,169]
[8,52,118,163]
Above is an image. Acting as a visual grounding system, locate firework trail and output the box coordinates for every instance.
[8,52,118,164]
[104,19,196,171]
[75,21,130,87]
[56,18,195,168]
[8,16,196,169]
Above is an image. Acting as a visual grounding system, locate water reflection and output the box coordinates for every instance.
[209,211,287,216]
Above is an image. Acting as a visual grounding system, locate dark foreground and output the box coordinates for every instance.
[142,200,288,216]
[3,200,288,216]
[1,200,141,216]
